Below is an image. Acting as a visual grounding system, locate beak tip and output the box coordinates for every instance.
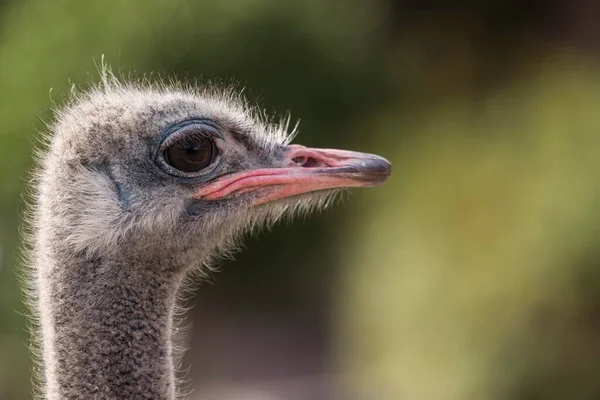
[359,154,392,185]
[367,155,393,175]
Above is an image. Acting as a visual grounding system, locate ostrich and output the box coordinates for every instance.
[25,71,391,400]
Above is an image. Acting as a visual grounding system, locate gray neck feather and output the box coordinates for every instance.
[38,251,183,400]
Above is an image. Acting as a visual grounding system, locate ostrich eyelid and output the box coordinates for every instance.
[157,118,224,150]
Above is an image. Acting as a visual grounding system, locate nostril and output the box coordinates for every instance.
[292,156,307,165]
[292,156,322,168]
[302,157,321,168]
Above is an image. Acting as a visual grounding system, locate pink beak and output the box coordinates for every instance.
[194,144,392,205]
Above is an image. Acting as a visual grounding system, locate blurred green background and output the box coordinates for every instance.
[2,0,600,399]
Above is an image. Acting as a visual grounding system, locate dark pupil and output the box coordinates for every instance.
[165,137,214,172]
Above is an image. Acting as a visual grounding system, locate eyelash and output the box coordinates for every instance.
[165,131,210,149]
[158,119,223,147]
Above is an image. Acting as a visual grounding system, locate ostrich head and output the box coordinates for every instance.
[30,71,391,400]
[39,76,391,273]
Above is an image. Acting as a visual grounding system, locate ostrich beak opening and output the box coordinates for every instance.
[194,144,392,205]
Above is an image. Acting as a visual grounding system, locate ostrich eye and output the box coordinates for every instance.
[164,136,215,172]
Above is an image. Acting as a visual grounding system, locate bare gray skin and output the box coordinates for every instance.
[24,71,391,400]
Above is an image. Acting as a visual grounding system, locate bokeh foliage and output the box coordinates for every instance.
[1,0,600,399]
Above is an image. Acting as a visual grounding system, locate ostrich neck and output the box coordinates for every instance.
[38,252,183,400]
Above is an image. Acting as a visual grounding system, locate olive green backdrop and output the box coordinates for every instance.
[1,1,600,399]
